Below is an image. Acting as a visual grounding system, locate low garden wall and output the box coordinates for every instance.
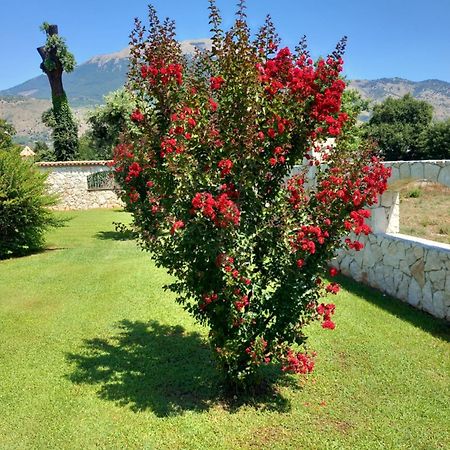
[332,160,450,321]
[36,161,122,210]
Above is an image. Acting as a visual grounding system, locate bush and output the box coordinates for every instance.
[112,1,390,387]
[0,148,62,259]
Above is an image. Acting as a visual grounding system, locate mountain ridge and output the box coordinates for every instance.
[1,41,449,144]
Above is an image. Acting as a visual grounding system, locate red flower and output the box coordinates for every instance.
[210,76,225,90]
[329,267,339,277]
[130,109,144,122]
[267,128,276,139]
[325,282,340,294]
[322,319,336,330]
[218,159,233,177]
[170,220,185,235]
[208,97,218,111]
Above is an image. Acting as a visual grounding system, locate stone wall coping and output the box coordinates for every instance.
[381,232,450,253]
[36,160,113,167]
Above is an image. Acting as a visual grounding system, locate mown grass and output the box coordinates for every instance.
[399,181,450,244]
[0,209,449,450]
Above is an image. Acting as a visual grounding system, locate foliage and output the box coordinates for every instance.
[40,22,76,73]
[75,134,99,161]
[33,140,56,162]
[0,147,62,259]
[364,94,433,160]
[0,119,16,150]
[42,94,78,161]
[85,89,135,160]
[112,1,390,386]
[418,118,450,159]
[39,23,79,161]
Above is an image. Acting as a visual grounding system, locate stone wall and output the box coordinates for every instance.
[332,160,450,321]
[333,234,450,320]
[36,161,123,210]
[385,159,450,187]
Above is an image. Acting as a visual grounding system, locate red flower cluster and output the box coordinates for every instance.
[317,303,336,329]
[191,192,240,228]
[257,47,348,138]
[344,209,372,235]
[111,143,134,173]
[170,220,185,235]
[141,62,183,85]
[287,175,306,209]
[199,292,219,311]
[325,282,340,294]
[124,162,142,183]
[291,225,329,255]
[281,349,315,374]
[210,76,225,90]
[344,238,364,251]
[130,109,145,123]
[218,159,233,177]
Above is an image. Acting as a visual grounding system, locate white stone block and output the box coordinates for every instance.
[407,278,421,307]
[432,291,446,319]
[424,163,441,182]
[411,162,424,180]
[437,165,450,187]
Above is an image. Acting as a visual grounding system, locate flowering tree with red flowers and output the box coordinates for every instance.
[112,1,391,387]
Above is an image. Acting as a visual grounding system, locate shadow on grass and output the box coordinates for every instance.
[66,320,294,416]
[338,275,450,343]
[95,230,136,241]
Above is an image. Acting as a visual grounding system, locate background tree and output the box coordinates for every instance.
[364,94,433,160]
[0,119,16,150]
[37,23,78,161]
[84,89,135,160]
[418,119,450,159]
[33,140,56,162]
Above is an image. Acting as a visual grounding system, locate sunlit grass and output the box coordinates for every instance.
[399,181,450,244]
[0,209,449,449]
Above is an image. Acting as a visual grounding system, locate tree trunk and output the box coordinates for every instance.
[37,25,65,99]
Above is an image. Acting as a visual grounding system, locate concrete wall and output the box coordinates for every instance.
[36,161,123,210]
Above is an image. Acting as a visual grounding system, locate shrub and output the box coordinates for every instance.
[112,1,391,387]
[0,148,62,259]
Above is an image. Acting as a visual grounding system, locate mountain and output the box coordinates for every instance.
[1,40,449,144]
[0,39,212,108]
[349,78,450,121]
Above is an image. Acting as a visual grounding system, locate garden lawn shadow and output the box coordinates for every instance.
[95,230,137,241]
[66,320,293,416]
[338,275,450,343]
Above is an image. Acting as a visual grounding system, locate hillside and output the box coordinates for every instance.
[0,39,212,108]
[349,78,450,121]
[1,40,449,144]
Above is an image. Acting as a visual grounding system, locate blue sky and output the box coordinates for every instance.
[0,0,449,90]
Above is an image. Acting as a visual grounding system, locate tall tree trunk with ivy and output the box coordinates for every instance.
[37,24,78,161]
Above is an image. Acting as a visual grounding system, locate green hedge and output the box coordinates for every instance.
[0,149,63,259]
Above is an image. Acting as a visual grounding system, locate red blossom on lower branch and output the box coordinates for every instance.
[281,349,316,374]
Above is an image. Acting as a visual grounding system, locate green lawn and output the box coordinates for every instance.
[0,209,449,450]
